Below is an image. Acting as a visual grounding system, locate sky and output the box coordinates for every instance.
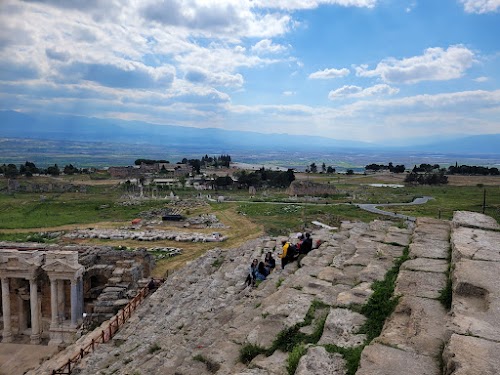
[0,0,500,144]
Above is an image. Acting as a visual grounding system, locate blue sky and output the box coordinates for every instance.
[0,0,499,144]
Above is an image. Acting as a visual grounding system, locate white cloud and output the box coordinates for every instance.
[328,84,398,99]
[309,67,350,79]
[355,45,475,84]
[251,39,287,54]
[460,0,500,13]
[251,0,377,10]
[140,0,292,38]
[474,76,489,82]
[283,91,296,96]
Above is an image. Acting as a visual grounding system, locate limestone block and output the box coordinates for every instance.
[442,334,500,375]
[295,346,346,375]
[336,282,373,306]
[318,308,366,347]
[358,262,390,283]
[451,227,500,262]
[409,241,449,260]
[251,350,288,375]
[383,227,412,247]
[401,258,449,274]
[344,251,376,267]
[451,259,500,342]
[395,270,447,299]
[261,288,314,327]
[378,296,447,356]
[452,211,500,230]
[376,243,406,259]
[357,342,440,375]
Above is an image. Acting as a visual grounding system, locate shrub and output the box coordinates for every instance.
[239,343,267,364]
[193,354,220,373]
[287,344,306,375]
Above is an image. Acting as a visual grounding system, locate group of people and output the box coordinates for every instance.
[244,232,314,287]
[279,232,313,269]
[245,252,276,287]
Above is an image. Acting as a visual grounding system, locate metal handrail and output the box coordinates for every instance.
[51,285,152,375]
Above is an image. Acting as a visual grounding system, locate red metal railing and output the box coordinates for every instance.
[51,285,153,375]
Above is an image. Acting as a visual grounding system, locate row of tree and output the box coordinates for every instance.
[0,162,88,178]
[447,164,499,176]
[234,168,295,188]
[181,155,232,174]
[405,170,448,185]
[307,163,336,174]
[365,162,406,173]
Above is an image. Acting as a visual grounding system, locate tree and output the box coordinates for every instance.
[326,166,336,174]
[4,164,19,178]
[309,163,318,173]
[321,163,326,173]
[64,164,79,175]
[346,169,354,175]
[46,164,60,176]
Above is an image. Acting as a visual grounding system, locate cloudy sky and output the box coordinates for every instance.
[0,0,499,143]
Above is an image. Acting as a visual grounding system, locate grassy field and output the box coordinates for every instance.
[1,172,498,276]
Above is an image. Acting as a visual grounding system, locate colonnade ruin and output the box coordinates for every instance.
[0,244,153,347]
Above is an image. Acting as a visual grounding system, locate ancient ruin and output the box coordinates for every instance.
[3,211,499,375]
[0,244,153,348]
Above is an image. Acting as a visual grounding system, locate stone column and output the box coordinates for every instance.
[29,278,40,344]
[78,278,84,322]
[57,279,65,321]
[17,296,27,332]
[1,277,12,343]
[70,279,78,327]
[50,278,58,327]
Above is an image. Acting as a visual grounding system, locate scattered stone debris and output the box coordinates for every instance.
[64,228,226,242]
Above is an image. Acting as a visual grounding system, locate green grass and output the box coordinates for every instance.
[0,190,170,229]
[286,344,306,375]
[375,185,500,223]
[237,202,381,235]
[239,343,267,364]
[359,246,409,342]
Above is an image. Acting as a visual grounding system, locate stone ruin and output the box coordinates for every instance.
[8,210,500,375]
[23,210,497,375]
[0,244,154,347]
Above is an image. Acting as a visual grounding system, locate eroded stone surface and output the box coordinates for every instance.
[395,270,447,299]
[377,296,447,356]
[450,259,500,342]
[401,258,449,273]
[295,346,346,375]
[318,308,366,347]
[357,343,440,375]
[452,211,500,230]
[452,227,500,262]
[443,334,500,375]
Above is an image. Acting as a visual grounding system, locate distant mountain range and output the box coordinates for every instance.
[0,110,499,167]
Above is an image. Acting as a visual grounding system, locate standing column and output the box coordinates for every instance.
[50,278,58,327]
[57,279,65,321]
[1,278,12,343]
[29,278,40,344]
[70,279,78,327]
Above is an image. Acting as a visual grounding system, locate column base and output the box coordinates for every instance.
[30,333,41,345]
[2,333,13,343]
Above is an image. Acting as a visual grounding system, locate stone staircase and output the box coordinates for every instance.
[358,212,500,375]
[28,212,499,375]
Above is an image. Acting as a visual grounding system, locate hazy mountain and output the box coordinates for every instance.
[1,110,499,156]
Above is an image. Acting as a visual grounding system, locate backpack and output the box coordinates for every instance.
[286,243,297,259]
